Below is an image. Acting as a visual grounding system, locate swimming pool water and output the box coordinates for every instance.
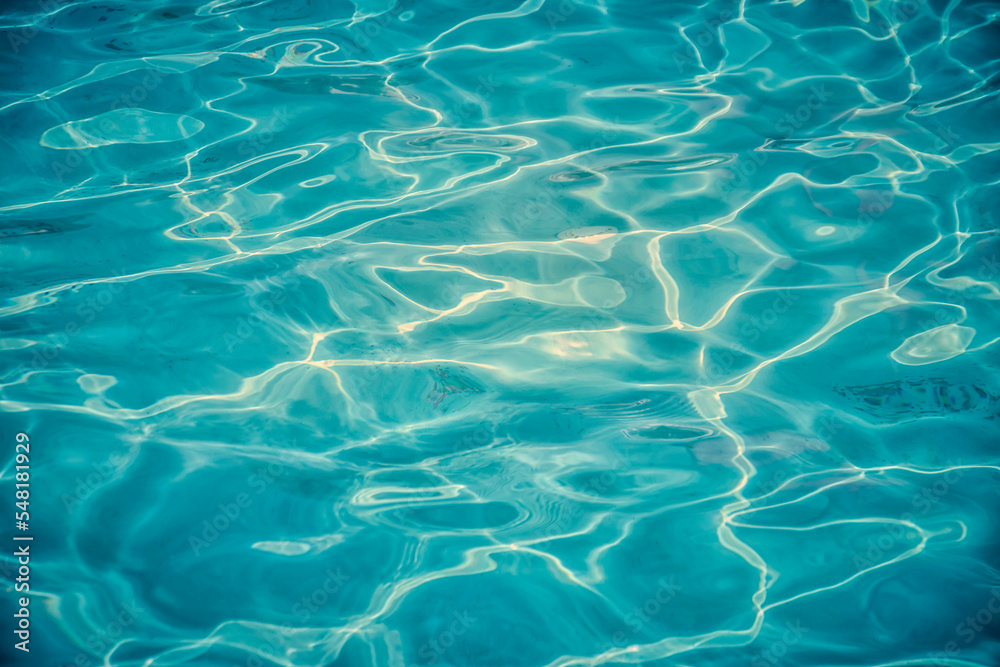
[2,0,1000,665]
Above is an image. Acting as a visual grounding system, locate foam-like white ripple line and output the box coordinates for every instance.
[423,0,547,50]
[227,21,355,51]
[0,2,77,28]
[691,285,908,399]
[536,417,769,667]
[758,528,952,614]
[871,659,991,667]
[5,4,997,665]
[729,516,926,532]
[734,473,868,518]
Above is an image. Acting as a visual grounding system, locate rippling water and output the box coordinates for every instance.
[3,0,1000,665]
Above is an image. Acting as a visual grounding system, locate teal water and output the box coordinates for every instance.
[3,0,1000,665]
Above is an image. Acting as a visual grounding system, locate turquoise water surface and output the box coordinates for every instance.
[3,0,1000,665]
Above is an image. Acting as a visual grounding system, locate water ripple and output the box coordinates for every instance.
[2,1,1000,666]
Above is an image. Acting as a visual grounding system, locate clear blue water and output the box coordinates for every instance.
[2,0,1000,665]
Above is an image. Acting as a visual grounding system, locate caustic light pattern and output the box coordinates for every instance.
[2,0,1000,666]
